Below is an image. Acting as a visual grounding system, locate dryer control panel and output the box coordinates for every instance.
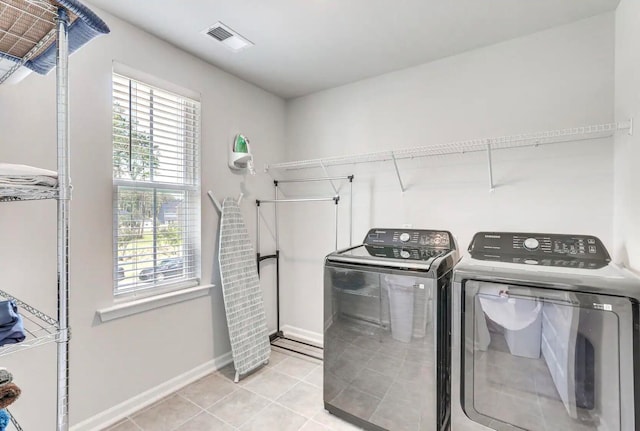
[469,232,611,268]
[364,228,453,249]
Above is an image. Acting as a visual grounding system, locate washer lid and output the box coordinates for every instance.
[453,255,640,301]
[326,244,445,271]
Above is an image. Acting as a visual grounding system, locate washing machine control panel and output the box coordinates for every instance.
[469,232,611,268]
[364,228,453,249]
[363,245,446,260]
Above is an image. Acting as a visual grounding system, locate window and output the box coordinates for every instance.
[112,73,200,295]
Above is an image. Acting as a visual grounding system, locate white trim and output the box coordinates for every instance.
[112,61,201,101]
[97,284,213,323]
[280,324,324,347]
[114,279,201,300]
[70,351,233,431]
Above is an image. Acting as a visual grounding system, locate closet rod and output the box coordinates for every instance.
[256,190,340,361]
[275,176,353,183]
[256,197,338,204]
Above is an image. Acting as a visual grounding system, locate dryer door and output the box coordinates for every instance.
[460,280,635,431]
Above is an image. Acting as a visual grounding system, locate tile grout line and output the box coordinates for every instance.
[203,391,257,431]
[209,384,276,429]
[106,417,143,431]
[168,394,207,431]
[127,415,145,431]
[129,417,143,431]
[271,358,321,381]
[274,399,324,422]
[268,375,343,431]
[119,348,334,431]
[237,359,325,429]
[130,368,224,421]
[234,400,276,430]
[201,386,269,429]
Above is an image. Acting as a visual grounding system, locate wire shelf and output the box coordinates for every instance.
[0,288,59,358]
[0,185,58,202]
[265,121,631,172]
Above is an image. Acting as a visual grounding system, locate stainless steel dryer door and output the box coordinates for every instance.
[460,280,635,431]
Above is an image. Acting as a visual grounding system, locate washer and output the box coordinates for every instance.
[324,228,459,431]
[451,232,640,431]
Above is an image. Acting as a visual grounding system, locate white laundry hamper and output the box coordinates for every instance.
[385,275,416,343]
[478,284,543,358]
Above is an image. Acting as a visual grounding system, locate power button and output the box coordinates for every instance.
[523,238,540,251]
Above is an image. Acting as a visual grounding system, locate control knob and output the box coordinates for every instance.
[400,250,411,259]
[523,238,540,251]
[399,232,411,243]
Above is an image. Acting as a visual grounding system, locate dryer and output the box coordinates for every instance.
[451,232,640,431]
[324,228,459,431]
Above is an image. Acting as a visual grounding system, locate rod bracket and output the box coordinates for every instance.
[319,161,339,194]
[486,139,495,192]
[390,152,406,192]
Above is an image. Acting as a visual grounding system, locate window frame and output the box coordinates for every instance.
[111,69,201,297]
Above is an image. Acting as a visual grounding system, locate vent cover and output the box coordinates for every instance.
[207,26,233,42]
[203,22,254,51]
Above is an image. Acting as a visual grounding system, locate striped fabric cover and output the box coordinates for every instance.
[218,197,270,377]
[0,0,110,76]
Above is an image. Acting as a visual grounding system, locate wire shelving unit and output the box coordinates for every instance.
[0,2,69,429]
[0,289,59,357]
[265,120,633,191]
[0,1,108,429]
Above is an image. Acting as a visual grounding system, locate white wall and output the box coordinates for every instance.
[0,6,284,430]
[614,0,640,272]
[279,13,616,337]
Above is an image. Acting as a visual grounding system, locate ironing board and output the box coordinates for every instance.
[218,197,270,382]
[0,0,110,84]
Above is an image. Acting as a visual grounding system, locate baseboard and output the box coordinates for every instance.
[71,351,233,431]
[280,324,324,347]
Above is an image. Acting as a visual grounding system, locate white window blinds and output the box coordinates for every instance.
[112,73,201,295]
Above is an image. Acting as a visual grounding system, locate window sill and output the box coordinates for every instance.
[96,284,213,323]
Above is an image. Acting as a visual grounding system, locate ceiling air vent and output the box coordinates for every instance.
[207,26,233,42]
[203,22,254,52]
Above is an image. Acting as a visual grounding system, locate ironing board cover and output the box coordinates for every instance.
[0,0,110,81]
[218,197,270,376]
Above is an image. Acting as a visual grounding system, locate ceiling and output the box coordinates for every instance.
[87,0,620,99]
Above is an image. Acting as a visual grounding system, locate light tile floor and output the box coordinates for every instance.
[104,348,362,431]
